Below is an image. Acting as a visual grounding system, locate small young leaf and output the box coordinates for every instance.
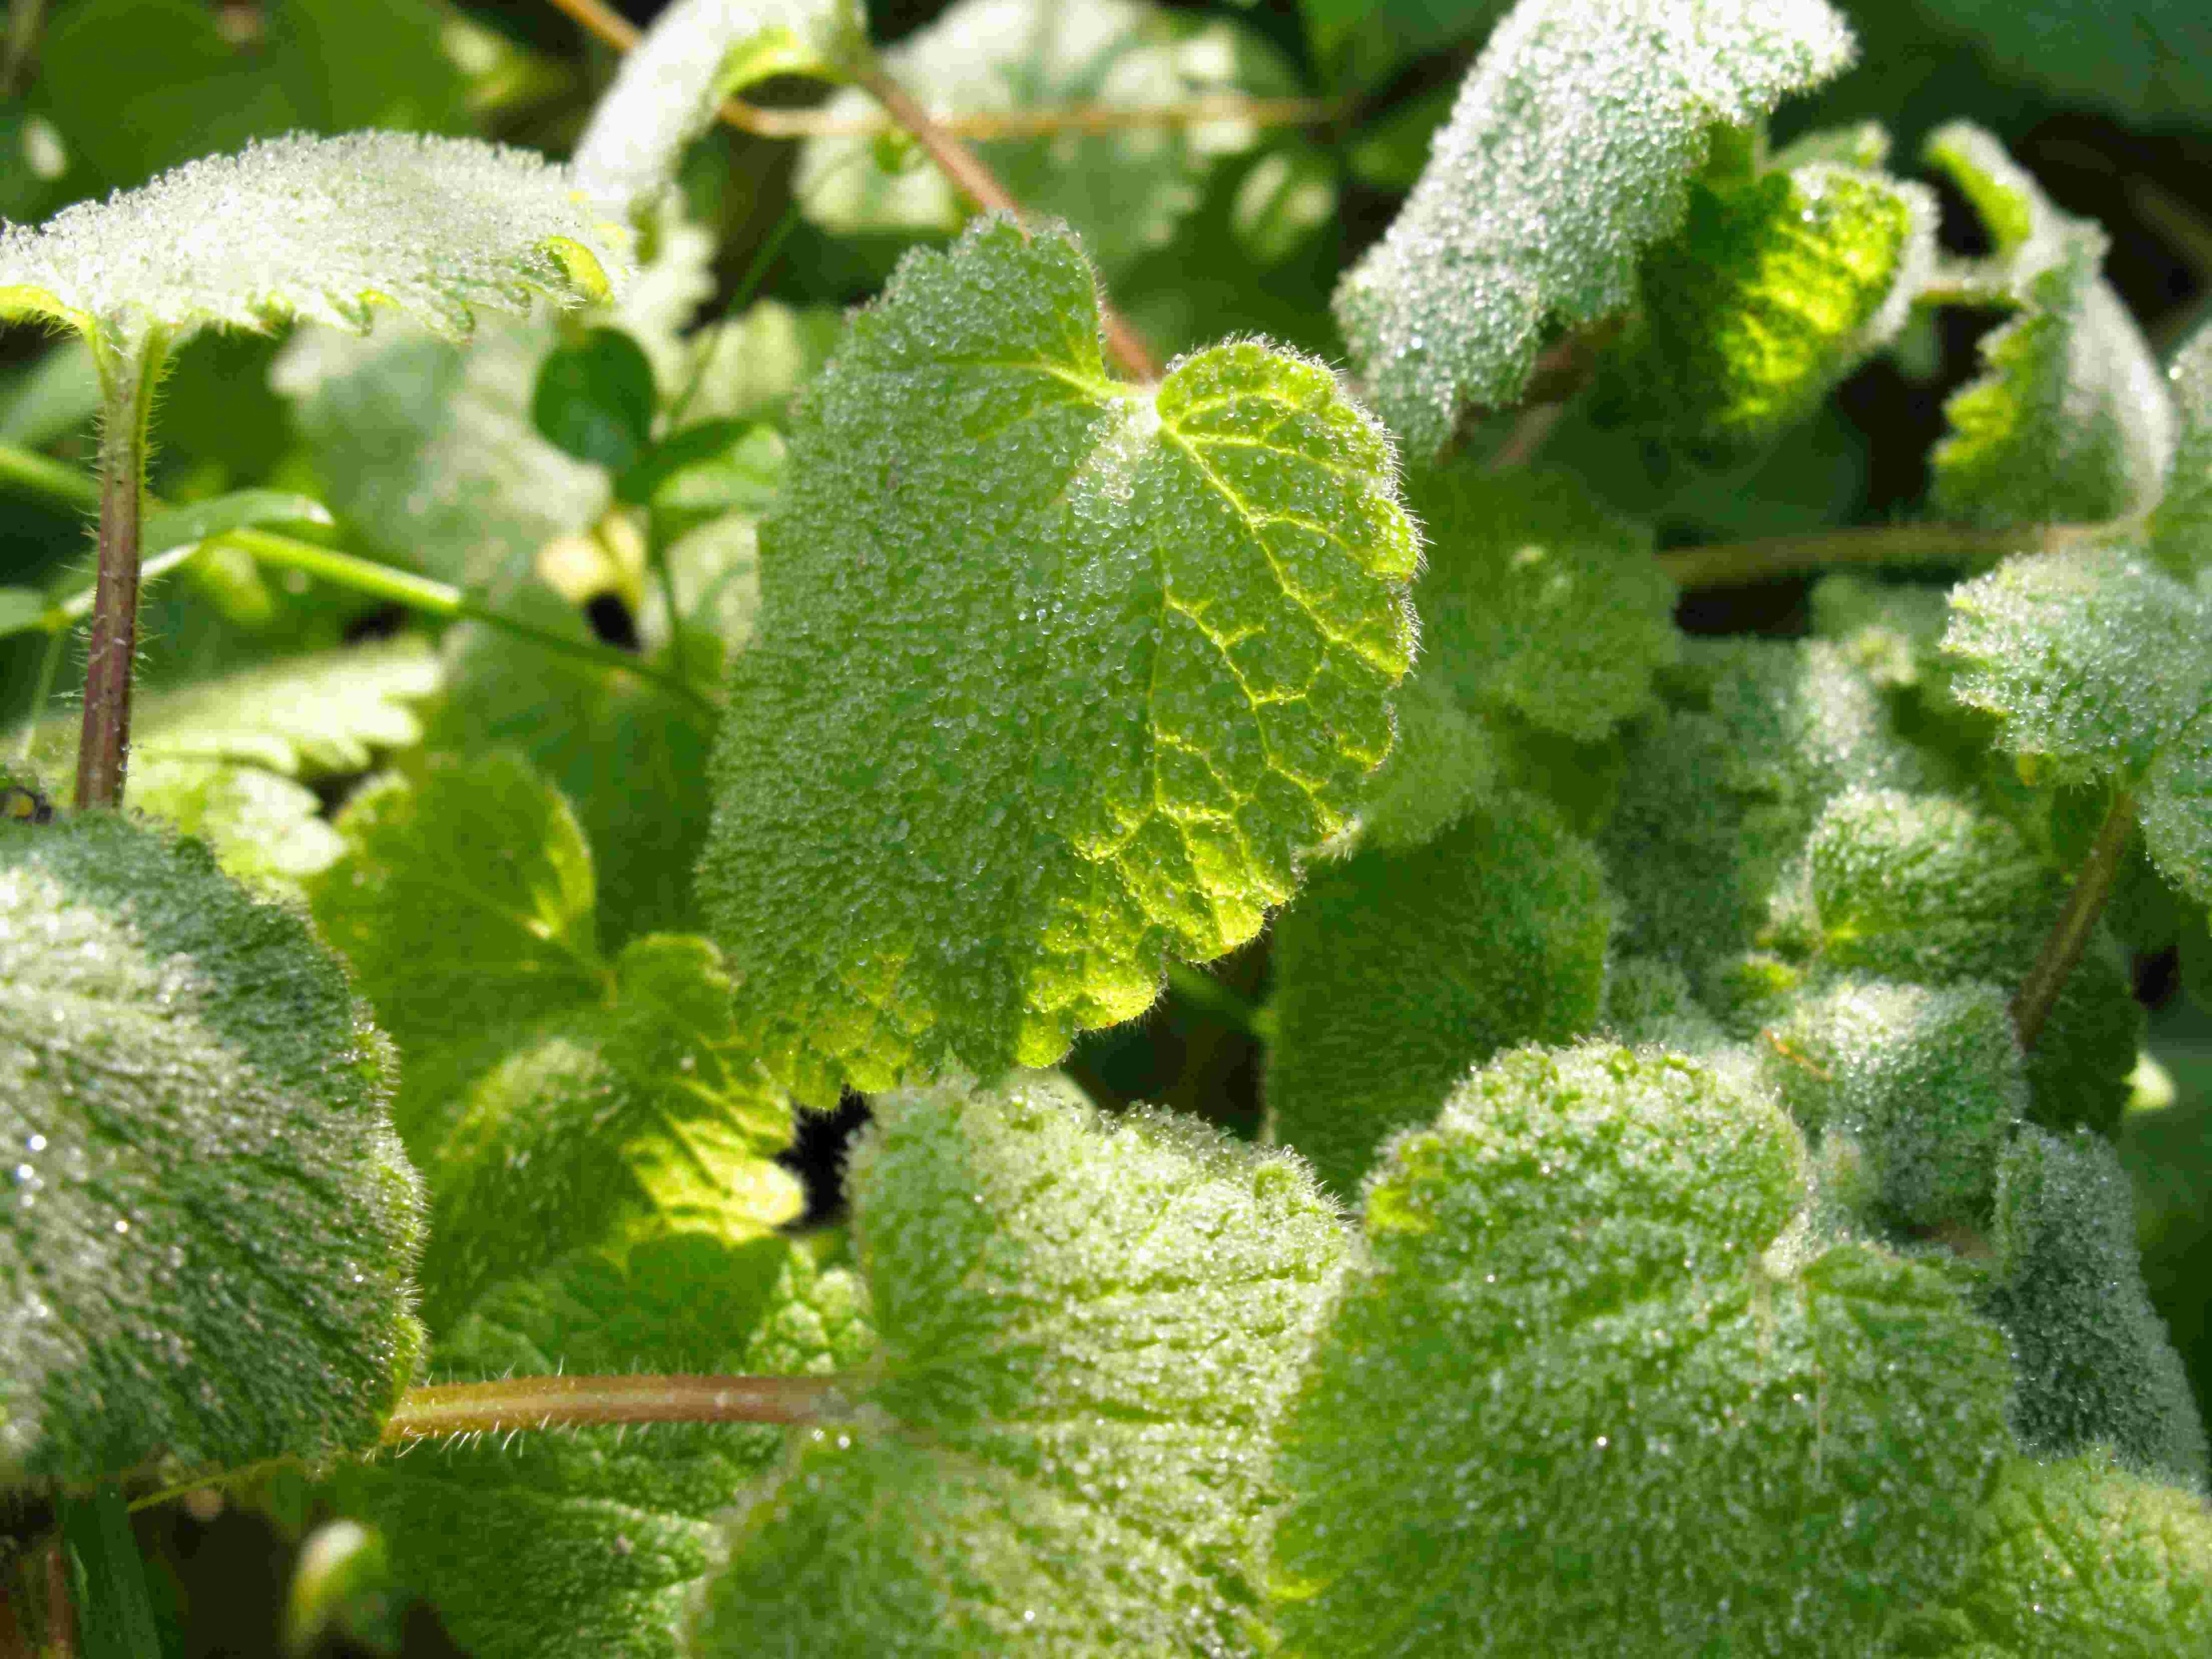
[1887,1453,2212,1656]
[1270,1043,2013,1658]
[794,0,1296,277]
[691,1075,1346,1657]
[532,326,658,474]
[0,132,624,350]
[571,0,863,221]
[1331,0,1857,457]
[1980,1128,2210,1491]
[1923,124,2174,528]
[0,814,423,1491]
[696,218,1417,1098]
[1592,156,1935,449]
[1267,791,1611,1196]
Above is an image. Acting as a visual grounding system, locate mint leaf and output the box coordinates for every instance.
[1267,792,1611,1195]
[1270,1043,2013,1658]
[1332,0,1856,457]
[325,1234,871,1659]
[0,814,423,1490]
[1888,1454,2212,1655]
[1924,124,2175,528]
[795,0,1294,277]
[698,219,1417,1098]
[1980,1128,2209,1490]
[2149,318,2212,580]
[571,0,862,221]
[1593,152,1934,449]
[691,1075,1345,1657]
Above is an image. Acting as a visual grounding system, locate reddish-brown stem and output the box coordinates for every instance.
[382,1373,844,1443]
[855,68,1160,383]
[74,338,163,810]
[2012,790,2135,1052]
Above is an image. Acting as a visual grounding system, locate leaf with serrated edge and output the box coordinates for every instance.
[1924,124,2173,528]
[1884,1453,2212,1656]
[0,132,624,351]
[696,217,1417,1099]
[572,0,863,221]
[691,1074,1345,1658]
[0,814,423,1491]
[1331,0,1855,457]
[1270,1042,2013,1658]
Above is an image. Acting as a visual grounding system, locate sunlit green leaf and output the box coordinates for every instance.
[1332,0,1856,457]
[692,1074,1346,1657]
[0,814,423,1491]
[698,218,1416,1099]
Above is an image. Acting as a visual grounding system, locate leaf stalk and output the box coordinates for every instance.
[382,1373,843,1442]
[74,332,166,809]
[2010,789,2135,1051]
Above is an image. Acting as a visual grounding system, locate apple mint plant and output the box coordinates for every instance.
[2,0,2212,1652]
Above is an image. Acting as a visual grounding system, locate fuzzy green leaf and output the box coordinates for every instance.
[1979,1129,2209,1491]
[0,814,423,1491]
[0,132,624,350]
[1267,791,1611,1196]
[2149,317,2212,581]
[691,1075,1345,1657]
[1887,1453,2212,1656]
[1593,154,1934,448]
[697,218,1417,1099]
[324,1234,871,1659]
[795,0,1294,277]
[1331,0,1856,457]
[571,0,863,221]
[1270,1043,2014,1658]
[1924,124,2174,528]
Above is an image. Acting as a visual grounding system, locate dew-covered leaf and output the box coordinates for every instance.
[0,132,624,350]
[1978,1128,2209,1491]
[1267,791,1611,1196]
[691,1074,1345,1657]
[1759,977,2023,1230]
[696,218,1416,1099]
[1591,152,1934,449]
[572,0,863,221]
[323,1233,870,1659]
[2149,317,2212,581]
[1270,1042,2013,1658]
[1331,0,1856,457]
[1886,1453,2212,1657]
[0,813,423,1491]
[795,0,1293,278]
[425,587,719,948]
[1923,124,2175,529]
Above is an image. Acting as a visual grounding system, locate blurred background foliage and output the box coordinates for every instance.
[2,0,2211,1652]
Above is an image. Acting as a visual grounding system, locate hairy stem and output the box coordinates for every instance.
[1659,518,2112,591]
[855,67,1160,382]
[74,334,165,810]
[384,1373,843,1442]
[2012,790,2135,1051]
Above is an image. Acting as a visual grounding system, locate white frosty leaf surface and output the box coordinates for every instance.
[1332,0,1856,457]
[0,132,624,349]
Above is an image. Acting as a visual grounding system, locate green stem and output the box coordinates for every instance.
[1658,518,2113,591]
[0,441,714,716]
[383,1373,842,1442]
[74,332,166,810]
[2012,790,2135,1052]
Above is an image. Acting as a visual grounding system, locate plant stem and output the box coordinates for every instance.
[74,334,165,810]
[1658,518,2112,591]
[383,1373,843,1442]
[854,67,1160,383]
[2012,790,2135,1051]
